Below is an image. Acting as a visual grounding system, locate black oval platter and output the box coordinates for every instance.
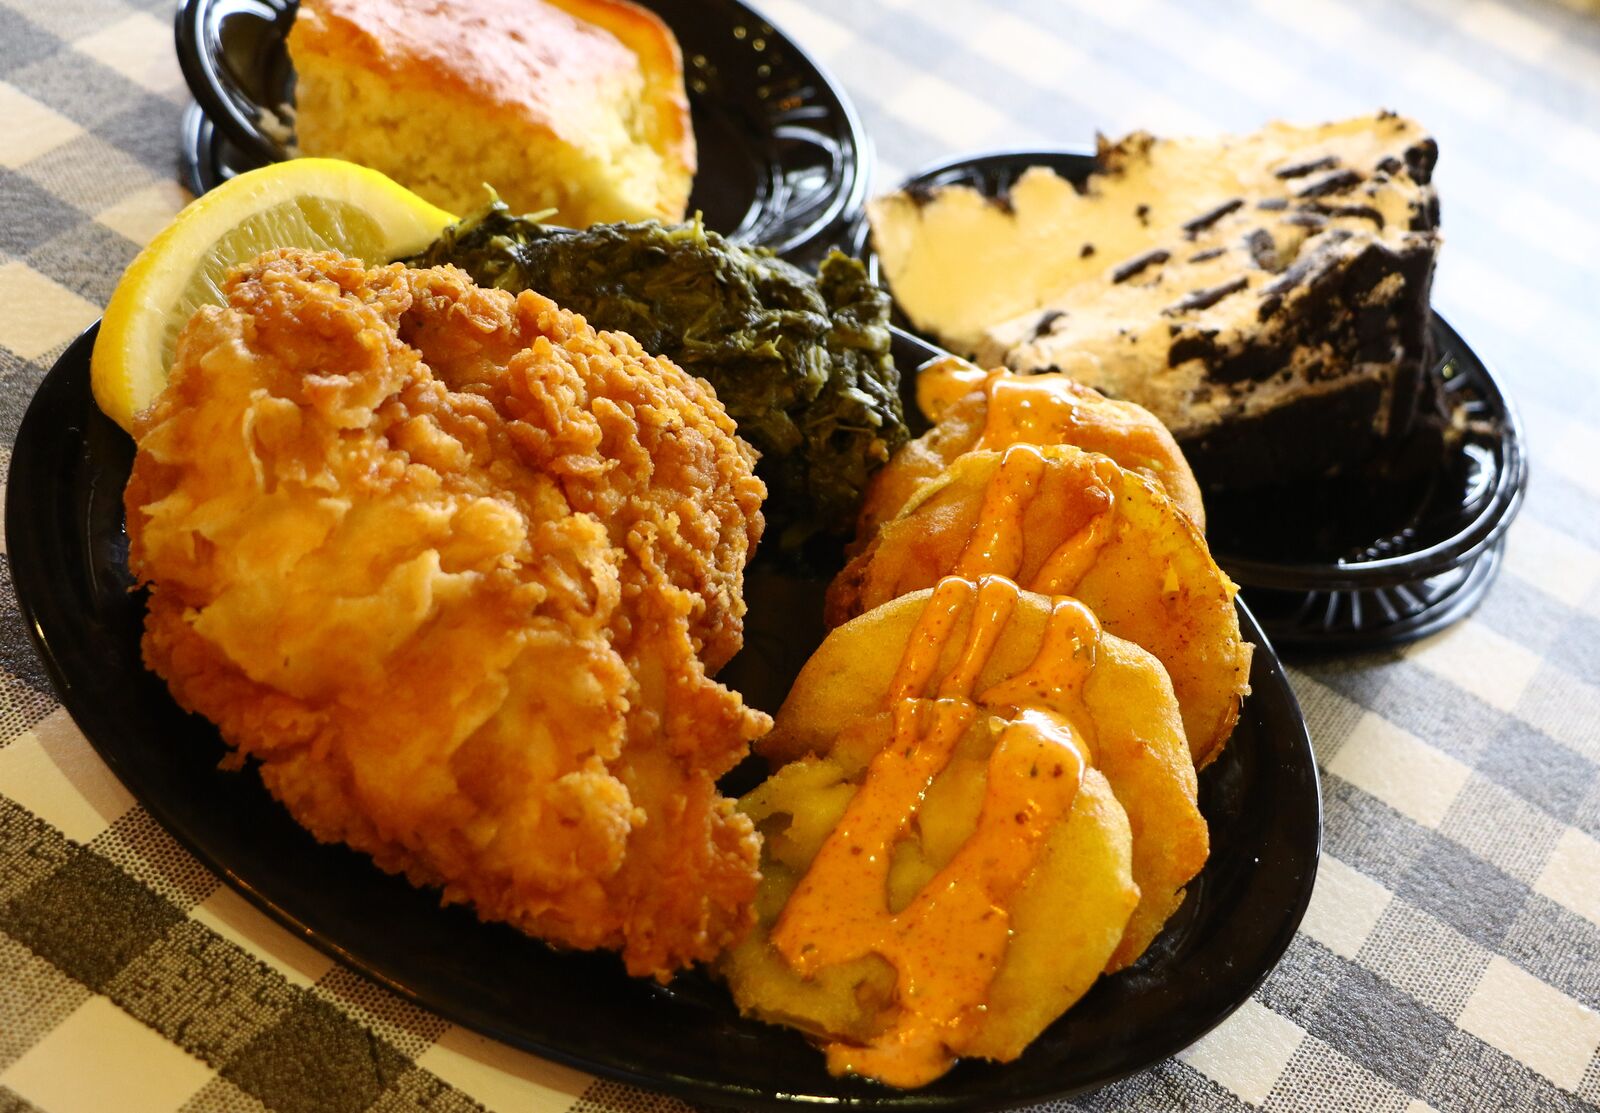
[846,149,1528,654]
[8,323,1320,1111]
[174,0,870,262]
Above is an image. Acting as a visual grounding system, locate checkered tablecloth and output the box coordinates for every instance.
[2,0,1598,1109]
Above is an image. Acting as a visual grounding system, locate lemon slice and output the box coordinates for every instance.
[92,158,455,432]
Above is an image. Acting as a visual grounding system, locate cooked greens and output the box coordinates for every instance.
[409,202,907,550]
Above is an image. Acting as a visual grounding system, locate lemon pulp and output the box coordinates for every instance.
[155,198,387,374]
[92,159,455,433]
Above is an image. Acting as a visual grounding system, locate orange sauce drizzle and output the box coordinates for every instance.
[919,360,1103,448]
[915,356,990,419]
[771,575,1100,1086]
[1030,494,1113,595]
[952,443,1114,598]
[951,446,1046,579]
[974,372,1094,452]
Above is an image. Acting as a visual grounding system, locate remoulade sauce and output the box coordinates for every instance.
[952,442,1115,596]
[914,360,1196,529]
[770,574,1101,1086]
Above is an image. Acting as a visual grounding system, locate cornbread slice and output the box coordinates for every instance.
[870,113,1442,489]
[287,0,695,227]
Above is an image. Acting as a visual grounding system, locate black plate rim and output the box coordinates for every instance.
[173,0,281,168]
[172,0,872,260]
[179,99,212,198]
[6,324,1321,1111]
[1220,311,1527,592]
[1260,536,1508,656]
[849,146,1529,596]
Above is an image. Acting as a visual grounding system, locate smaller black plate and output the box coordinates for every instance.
[845,149,1529,654]
[173,0,870,261]
[8,324,1320,1110]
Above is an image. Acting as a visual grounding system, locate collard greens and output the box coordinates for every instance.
[409,204,908,550]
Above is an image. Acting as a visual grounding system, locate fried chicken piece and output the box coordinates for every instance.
[125,249,770,978]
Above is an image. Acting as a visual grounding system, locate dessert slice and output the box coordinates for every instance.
[869,114,1442,490]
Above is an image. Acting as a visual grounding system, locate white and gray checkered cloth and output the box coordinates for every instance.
[1,0,1597,1109]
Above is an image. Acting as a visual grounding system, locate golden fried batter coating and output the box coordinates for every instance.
[723,579,1205,1085]
[858,359,1206,539]
[827,446,1250,766]
[126,249,768,978]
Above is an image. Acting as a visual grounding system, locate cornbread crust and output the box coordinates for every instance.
[546,0,695,179]
[288,0,695,225]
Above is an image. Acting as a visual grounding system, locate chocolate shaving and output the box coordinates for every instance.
[1273,155,1339,180]
[1283,211,1329,229]
[1319,203,1386,228]
[1244,229,1279,270]
[1189,247,1225,263]
[1260,230,1353,301]
[1181,198,1244,239]
[1080,243,1096,258]
[1257,198,1289,211]
[1404,138,1439,185]
[1135,203,1151,226]
[1111,248,1170,284]
[1030,309,1067,340]
[1296,168,1363,198]
[1164,277,1248,315]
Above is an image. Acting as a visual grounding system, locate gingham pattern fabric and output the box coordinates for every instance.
[0,0,1597,1108]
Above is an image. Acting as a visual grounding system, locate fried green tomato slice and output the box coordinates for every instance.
[719,578,1206,1086]
[827,444,1250,767]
